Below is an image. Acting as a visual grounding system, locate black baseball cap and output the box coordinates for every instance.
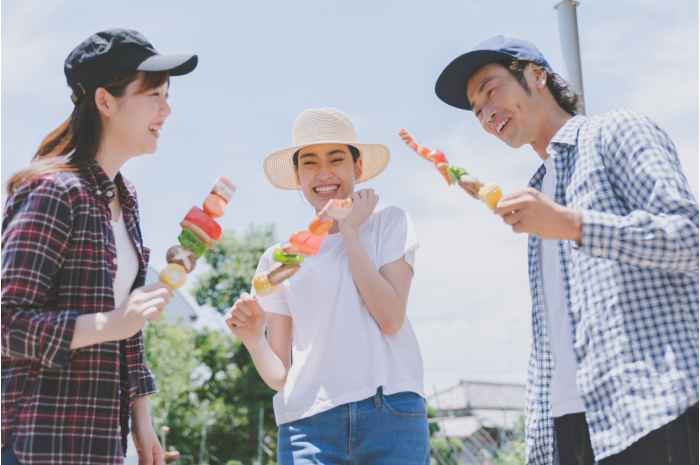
[64,28,198,104]
[435,35,553,111]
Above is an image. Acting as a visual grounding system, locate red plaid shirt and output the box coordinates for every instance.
[2,161,156,465]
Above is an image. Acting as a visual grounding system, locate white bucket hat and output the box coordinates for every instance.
[263,107,390,190]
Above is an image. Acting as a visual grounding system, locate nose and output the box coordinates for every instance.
[479,103,498,133]
[317,165,333,179]
[160,98,171,118]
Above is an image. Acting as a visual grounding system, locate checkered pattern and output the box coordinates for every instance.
[2,161,155,465]
[525,111,699,464]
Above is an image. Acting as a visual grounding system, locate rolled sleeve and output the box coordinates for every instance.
[1,177,80,369]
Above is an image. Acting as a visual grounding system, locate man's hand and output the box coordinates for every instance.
[457,175,482,200]
[494,188,583,241]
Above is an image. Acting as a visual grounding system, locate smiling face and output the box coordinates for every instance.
[295,143,362,212]
[101,72,172,156]
[466,62,545,148]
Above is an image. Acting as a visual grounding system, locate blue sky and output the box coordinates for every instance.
[3,1,698,391]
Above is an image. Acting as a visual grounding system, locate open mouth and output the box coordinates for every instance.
[148,124,163,138]
[313,184,340,196]
[496,118,511,135]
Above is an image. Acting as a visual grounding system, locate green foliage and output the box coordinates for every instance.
[492,416,526,465]
[145,224,279,465]
[194,225,276,313]
[430,436,466,465]
[428,407,465,465]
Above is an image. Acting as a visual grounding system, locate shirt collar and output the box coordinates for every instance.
[547,114,587,152]
[80,160,135,210]
[529,114,587,189]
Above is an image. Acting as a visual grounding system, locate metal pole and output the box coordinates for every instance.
[554,0,586,113]
[160,425,169,454]
[199,422,207,465]
[257,402,264,465]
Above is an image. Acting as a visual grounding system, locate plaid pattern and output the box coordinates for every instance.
[525,111,699,464]
[2,161,155,465]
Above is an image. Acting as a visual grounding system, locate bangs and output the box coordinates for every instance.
[138,71,170,92]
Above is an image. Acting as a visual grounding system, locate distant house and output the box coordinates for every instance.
[144,266,229,332]
[428,380,526,465]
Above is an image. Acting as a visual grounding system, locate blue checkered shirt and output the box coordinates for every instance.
[524,111,699,464]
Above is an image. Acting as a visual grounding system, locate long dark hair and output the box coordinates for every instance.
[7,70,169,195]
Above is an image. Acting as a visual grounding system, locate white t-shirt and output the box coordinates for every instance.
[255,205,425,425]
[541,156,585,417]
[111,216,140,465]
[111,216,139,307]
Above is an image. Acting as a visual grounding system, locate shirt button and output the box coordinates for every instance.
[96,189,103,195]
[105,190,115,199]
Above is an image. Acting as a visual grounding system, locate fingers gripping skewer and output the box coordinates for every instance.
[398,128,502,209]
[252,198,353,296]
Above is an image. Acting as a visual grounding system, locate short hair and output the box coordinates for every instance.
[292,144,361,168]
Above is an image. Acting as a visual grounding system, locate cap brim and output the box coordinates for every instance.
[137,53,198,76]
[435,50,513,110]
[263,142,390,190]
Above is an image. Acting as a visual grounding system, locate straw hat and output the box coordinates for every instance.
[263,108,390,190]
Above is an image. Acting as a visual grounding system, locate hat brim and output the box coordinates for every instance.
[435,50,514,110]
[263,141,390,190]
[137,53,198,76]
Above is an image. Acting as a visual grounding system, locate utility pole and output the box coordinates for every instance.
[555,0,586,113]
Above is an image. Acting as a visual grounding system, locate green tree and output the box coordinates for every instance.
[145,225,279,465]
[194,225,275,312]
[428,405,466,465]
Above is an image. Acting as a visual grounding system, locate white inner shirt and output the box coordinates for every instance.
[255,205,425,426]
[541,155,586,417]
[111,215,139,308]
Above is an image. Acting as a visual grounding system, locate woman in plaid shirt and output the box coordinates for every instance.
[2,29,197,465]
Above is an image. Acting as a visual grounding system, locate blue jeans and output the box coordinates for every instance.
[277,388,430,465]
[2,447,22,465]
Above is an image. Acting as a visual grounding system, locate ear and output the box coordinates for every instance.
[94,87,116,118]
[354,157,364,181]
[532,66,547,89]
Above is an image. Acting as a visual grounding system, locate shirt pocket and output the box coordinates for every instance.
[567,166,627,214]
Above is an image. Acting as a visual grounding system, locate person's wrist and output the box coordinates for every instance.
[101,310,126,341]
[339,222,358,239]
[109,306,142,340]
[566,208,583,242]
[243,331,267,351]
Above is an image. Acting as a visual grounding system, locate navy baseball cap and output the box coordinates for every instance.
[435,35,552,111]
[64,28,198,104]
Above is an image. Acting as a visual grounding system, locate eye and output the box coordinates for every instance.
[303,160,317,166]
[331,158,344,164]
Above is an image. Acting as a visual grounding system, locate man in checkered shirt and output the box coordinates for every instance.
[434,35,698,465]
